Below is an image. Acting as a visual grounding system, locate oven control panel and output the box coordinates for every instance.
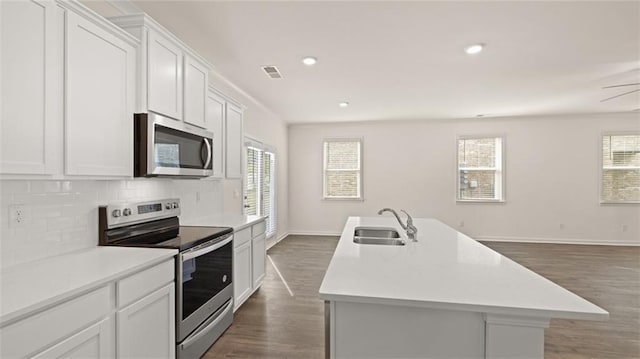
[103,198,181,228]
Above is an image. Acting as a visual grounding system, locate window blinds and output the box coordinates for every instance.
[245,144,277,236]
[601,134,640,202]
[323,139,362,199]
[457,137,503,201]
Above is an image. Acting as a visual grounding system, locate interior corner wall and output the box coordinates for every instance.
[287,113,640,245]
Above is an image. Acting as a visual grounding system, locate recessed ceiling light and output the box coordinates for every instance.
[465,44,485,55]
[302,56,317,66]
[339,102,349,108]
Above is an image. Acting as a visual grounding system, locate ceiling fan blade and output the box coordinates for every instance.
[600,89,640,102]
[602,82,640,89]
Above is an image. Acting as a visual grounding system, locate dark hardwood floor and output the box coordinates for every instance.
[482,242,640,359]
[205,235,640,358]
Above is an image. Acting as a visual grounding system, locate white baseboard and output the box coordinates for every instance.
[287,230,342,237]
[477,236,640,246]
[266,232,290,250]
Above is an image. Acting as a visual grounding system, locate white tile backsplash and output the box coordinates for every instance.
[0,179,224,268]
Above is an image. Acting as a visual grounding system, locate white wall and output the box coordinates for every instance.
[0,179,223,268]
[288,113,640,245]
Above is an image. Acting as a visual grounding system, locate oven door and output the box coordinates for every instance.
[176,233,233,341]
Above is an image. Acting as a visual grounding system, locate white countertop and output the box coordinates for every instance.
[182,214,266,231]
[319,217,609,321]
[0,246,177,324]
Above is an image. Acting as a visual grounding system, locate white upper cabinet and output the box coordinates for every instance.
[1,0,62,175]
[225,103,244,179]
[109,14,212,126]
[207,87,246,180]
[148,31,183,120]
[207,91,226,178]
[65,9,136,176]
[1,0,137,178]
[184,55,209,128]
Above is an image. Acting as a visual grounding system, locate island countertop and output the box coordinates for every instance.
[319,216,608,321]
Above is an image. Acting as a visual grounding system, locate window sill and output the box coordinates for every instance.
[456,199,506,204]
[323,197,365,202]
[600,200,640,205]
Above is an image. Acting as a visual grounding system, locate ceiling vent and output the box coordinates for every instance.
[261,65,283,79]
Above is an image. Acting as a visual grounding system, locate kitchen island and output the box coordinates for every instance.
[319,217,608,359]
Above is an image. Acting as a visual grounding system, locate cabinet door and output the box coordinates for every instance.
[225,103,243,179]
[32,318,113,359]
[65,11,135,176]
[183,55,208,128]
[148,30,182,120]
[233,240,252,310]
[207,92,225,178]
[252,233,266,288]
[117,283,176,359]
[1,0,62,175]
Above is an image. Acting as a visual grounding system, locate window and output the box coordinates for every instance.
[245,140,277,236]
[323,139,363,200]
[457,136,504,202]
[601,134,640,203]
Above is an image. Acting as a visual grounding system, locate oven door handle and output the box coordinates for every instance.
[181,234,233,261]
[180,299,233,350]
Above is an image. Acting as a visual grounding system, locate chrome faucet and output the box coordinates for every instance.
[377,208,418,241]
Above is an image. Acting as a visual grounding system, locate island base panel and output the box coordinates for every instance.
[326,301,551,359]
[328,301,484,358]
[484,314,549,359]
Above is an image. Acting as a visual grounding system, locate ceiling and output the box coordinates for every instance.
[128,1,639,124]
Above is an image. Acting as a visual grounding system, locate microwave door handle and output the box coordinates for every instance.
[203,138,212,169]
[182,234,233,261]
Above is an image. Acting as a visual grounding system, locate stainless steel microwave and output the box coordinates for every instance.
[134,112,213,178]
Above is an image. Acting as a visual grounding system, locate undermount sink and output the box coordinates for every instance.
[353,227,405,246]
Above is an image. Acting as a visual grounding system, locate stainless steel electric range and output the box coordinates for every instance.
[98,198,233,358]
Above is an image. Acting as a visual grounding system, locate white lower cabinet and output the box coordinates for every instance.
[233,219,267,310]
[32,318,113,359]
[0,259,175,359]
[252,234,266,288]
[117,283,175,358]
[233,240,252,309]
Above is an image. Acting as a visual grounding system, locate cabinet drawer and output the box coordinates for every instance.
[252,220,266,237]
[0,285,111,358]
[118,259,174,308]
[234,227,251,248]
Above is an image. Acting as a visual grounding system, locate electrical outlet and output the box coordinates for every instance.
[196,191,201,202]
[622,224,628,232]
[9,205,27,227]
[559,223,564,230]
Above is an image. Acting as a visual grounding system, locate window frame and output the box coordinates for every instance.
[322,137,364,201]
[243,136,278,238]
[599,131,640,205]
[456,135,506,203]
